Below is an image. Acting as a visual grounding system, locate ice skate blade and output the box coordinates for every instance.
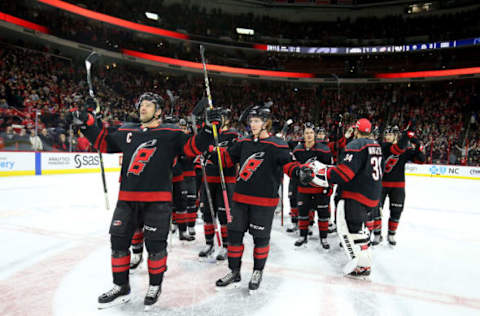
[144,304,157,312]
[198,256,216,264]
[294,244,308,250]
[97,293,131,309]
[345,274,371,282]
[215,282,241,292]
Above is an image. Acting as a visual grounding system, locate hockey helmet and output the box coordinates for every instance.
[355,118,372,133]
[248,105,271,121]
[304,122,316,130]
[135,92,164,111]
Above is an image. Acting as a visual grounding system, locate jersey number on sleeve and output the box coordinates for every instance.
[371,156,382,181]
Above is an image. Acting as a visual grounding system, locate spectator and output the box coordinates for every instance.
[76,131,91,152]
[29,129,43,151]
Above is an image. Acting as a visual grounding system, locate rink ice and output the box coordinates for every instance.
[0,173,479,316]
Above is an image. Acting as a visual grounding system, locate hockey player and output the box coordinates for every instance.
[179,119,199,237]
[372,126,425,246]
[293,123,333,249]
[73,93,221,308]
[286,137,302,233]
[307,118,382,279]
[198,109,239,261]
[213,105,310,292]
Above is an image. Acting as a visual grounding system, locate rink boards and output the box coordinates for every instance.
[0,151,479,180]
[0,151,121,176]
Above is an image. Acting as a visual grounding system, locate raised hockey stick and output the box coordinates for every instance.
[199,45,232,223]
[279,118,293,227]
[85,51,109,210]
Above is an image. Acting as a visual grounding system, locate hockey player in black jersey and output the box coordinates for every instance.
[178,119,199,238]
[198,109,239,261]
[213,105,310,292]
[293,123,333,249]
[307,118,382,280]
[372,126,426,246]
[73,92,221,309]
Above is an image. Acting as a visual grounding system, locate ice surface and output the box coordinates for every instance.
[0,173,479,316]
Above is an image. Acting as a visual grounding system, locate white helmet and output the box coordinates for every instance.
[305,160,329,188]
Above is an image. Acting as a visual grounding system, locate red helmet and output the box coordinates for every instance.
[355,118,372,133]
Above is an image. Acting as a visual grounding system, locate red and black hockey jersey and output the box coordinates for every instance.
[382,142,426,188]
[205,128,240,184]
[293,141,333,194]
[82,121,212,202]
[220,135,300,207]
[327,138,383,208]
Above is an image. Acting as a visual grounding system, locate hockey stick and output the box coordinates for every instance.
[279,118,293,227]
[199,45,232,223]
[85,51,109,210]
[200,156,222,248]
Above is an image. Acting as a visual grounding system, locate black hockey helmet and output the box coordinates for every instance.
[384,125,393,135]
[135,92,164,111]
[248,105,271,121]
[304,122,316,130]
[178,118,187,127]
[316,127,326,134]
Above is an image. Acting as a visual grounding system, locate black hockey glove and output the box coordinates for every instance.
[205,107,223,129]
[297,165,314,185]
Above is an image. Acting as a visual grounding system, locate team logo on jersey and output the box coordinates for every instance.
[384,154,399,173]
[127,139,157,176]
[238,152,265,181]
[344,154,353,162]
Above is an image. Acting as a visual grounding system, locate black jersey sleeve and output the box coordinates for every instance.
[327,143,367,185]
[180,127,214,158]
[82,120,122,153]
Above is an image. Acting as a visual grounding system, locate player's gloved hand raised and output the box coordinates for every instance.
[205,107,223,129]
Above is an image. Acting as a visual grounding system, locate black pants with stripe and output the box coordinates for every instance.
[110,201,170,286]
[376,186,406,235]
[227,202,275,271]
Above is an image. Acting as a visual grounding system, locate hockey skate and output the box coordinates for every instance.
[97,284,131,309]
[143,285,161,311]
[387,234,396,246]
[179,230,195,241]
[248,270,263,294]
[216,247,228,261]
[129,253,143,271]
[188,226,196,236]
[320,238,330,250]
[294,236,308,248]
[198,244,215,262]
[286,222,298,233]
[371,234,383,246]
[345,266,371,281]
[216,270,241,289]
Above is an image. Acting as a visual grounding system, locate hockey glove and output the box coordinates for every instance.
[298,165,314,185]
[205,107,223,128]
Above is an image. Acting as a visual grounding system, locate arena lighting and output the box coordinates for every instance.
[236,28,254,36]
[0,11,49,34]
[121,49,315,78]
[376,67,480,79]
[145,12,159,21]
[37,0,189,40]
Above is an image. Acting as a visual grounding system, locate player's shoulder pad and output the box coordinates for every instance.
[156,123,183,132]
[345,138,380,151]
[237,134,253,142]
[261,135,289,148]
[314,141,331,152]
[117,122,140,130]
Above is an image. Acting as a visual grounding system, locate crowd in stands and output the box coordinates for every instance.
[0,0,479,76]
[1,43,479,165]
